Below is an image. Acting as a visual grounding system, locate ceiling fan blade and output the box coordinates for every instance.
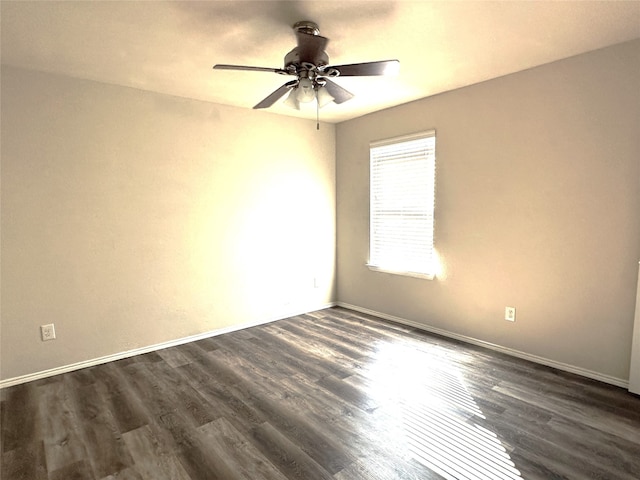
[295,31,329,65]
[214,64,287,74]
[253,80,298,109]
[326,60,400,77]
[321,79,354,104]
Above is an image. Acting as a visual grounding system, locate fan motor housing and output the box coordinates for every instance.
[284,49,329,71]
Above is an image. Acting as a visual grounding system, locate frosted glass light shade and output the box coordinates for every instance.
[284,89,300,109]
[297,78,316,103]
[317,86,335,107]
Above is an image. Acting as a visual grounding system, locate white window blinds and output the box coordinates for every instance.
[369,131,436,278]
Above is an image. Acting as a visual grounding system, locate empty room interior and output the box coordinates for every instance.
[1,1,640,479]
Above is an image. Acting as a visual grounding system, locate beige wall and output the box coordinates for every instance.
[2,40,639,385]
[1,66,336,381]
[336,40,640,382]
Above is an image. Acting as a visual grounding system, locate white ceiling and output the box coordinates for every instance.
[2,1,639,123]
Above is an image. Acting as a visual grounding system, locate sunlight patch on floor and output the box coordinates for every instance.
[367,341,523,480]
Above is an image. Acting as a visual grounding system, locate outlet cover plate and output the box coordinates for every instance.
[41,324,56,341]
[505,307,516,322]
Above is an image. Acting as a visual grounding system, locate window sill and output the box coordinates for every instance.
[366,264,435,280]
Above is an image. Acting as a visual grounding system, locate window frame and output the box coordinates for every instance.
[367,130,437,280]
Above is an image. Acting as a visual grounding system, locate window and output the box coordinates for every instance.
[369,131,436,279]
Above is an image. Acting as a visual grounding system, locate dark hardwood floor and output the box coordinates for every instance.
[2,307,640,479]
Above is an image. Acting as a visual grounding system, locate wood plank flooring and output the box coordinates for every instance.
[2,307,640,479]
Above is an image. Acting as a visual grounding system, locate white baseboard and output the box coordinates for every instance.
[0,303,337,389]
[336,302,629,389]
[3,301,627,390]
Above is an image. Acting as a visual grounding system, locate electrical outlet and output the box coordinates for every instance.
[41,324,56,341]
[505,307,516,322]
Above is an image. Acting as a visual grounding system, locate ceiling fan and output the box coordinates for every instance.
[213,21,399,113]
